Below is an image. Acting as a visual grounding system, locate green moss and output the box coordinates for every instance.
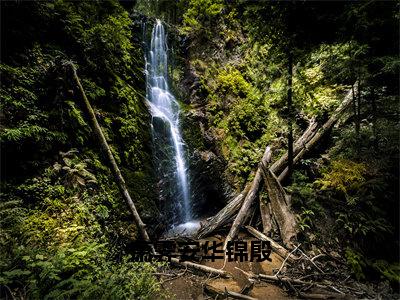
[199,63,285,186]
[122,167,158,221]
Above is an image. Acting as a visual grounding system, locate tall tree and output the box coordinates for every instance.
[286,2,294,182]
[287,48,294,181]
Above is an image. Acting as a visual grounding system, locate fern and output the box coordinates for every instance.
[316,159,367,196]
[345,247,366,281]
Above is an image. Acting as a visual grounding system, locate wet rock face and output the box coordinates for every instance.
[171,40,236,220]
[182,65,208,106]
[189,150,234,218]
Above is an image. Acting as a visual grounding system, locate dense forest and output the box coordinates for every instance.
[1,0,398,299]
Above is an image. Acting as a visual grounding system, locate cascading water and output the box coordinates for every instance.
[146,19,192,225]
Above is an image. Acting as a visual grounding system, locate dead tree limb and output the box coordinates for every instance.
[224,147,272,249]
[197,119,317,239]
[297,292,351,300]
[259,195,273,235]
[278,86,357,182]
[245,226,299,262]
[69,63,152,247]
[204,284,259,300]
[170,258,231,278]
[275,244,301,276]
[261,165,298,248]
[257,274,332,291]
[197,86,355,240]
[257,274,353,299]
[270,118,318,176]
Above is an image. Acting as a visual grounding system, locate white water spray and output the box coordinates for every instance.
[146,19,191,222]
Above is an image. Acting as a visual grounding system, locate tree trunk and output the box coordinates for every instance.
[259,194,273,235]
[170,258,230,278]
[224,147,272,249]
[245,226,299,262]
[278,85,357,182]
[287,50,294,183]
[196,85,356,240]
[356,80,362,156]
[261,165,297,248]
[197,119,317,239]
[351,84,359,141]
[370,86,378,150]
[270,118,318,176]
[356,80,361,137]
[69,63,153,247]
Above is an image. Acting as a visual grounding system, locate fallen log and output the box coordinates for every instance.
[270,118,318,175]
[169,258,231,278]
[278,86,357,182]
[259,195,273,235]
[257,274,333,291]
[298,292,351,300]
[261,165,297,248]
[204,284,259,300]
[197,120,317,239]
[224,147,272,249]
[245,226,299,262]
[257,274,353,299]
[69,62,153,248]
[197,183,251,239]
[197,86,356,240]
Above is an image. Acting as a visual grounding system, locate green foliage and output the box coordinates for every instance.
[213,67,252,98]
[307,42,368,84]
[65,101,90,145]
[1,1,161,298]
[1,243,163,300]
[0,150,162,299]
[372,260,400,284]
[181,0,224,35]
[289,170,316,203]
[290,43,362,117]
[316,159,367,200]
[201,63,283,185]
[345,247,367,281]
[297,208,315,232]
[289,170,324,234]
[53,150,97,189]
[45,258,163,300]
[0,62,67,148]
[315,158,393,241]
[81,11,136,76]
[335,210,392,239]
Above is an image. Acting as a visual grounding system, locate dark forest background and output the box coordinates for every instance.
[0,0,398,298]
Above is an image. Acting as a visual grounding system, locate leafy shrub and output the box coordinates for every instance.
[345,247,367,281]
[316,159,367,202]
[372,260,400,285]
[0,148,163,298]
[1,243,163,300]
[181,0,224,35]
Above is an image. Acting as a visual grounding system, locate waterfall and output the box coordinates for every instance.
[146,19,192,223]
